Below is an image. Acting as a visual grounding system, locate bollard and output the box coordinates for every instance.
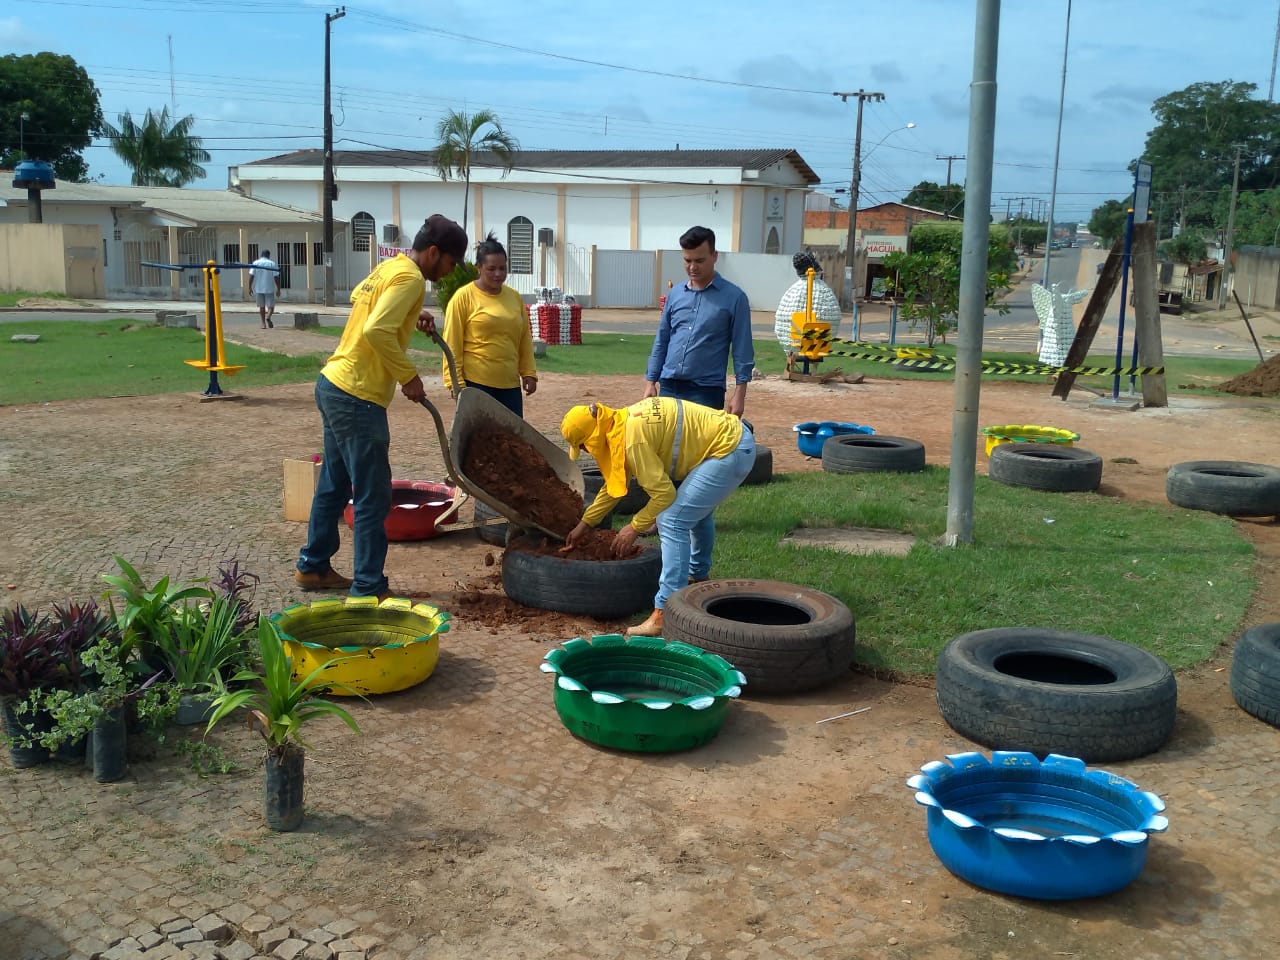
[293,312,320,330]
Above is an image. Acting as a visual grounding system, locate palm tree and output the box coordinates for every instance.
[103,107,210,187]
[433,109,519,230]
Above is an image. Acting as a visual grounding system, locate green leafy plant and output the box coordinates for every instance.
[433,260,479,314]
[155,596,253,692]
[100,555,212,662]
[205,619,362,759]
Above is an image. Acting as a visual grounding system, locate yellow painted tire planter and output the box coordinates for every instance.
[270,597,450,696]
[981,424,1079,458]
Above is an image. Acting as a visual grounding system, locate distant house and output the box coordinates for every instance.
[234,148,820,306]
[0,177,331,300]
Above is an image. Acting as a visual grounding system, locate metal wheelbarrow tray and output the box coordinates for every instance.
[420,333,583,542]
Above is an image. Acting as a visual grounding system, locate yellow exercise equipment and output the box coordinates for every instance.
[789,268,831,368]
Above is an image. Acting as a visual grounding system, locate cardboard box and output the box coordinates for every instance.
[283,458,322,522]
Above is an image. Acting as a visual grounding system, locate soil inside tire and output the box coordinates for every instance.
[505,529,640,561]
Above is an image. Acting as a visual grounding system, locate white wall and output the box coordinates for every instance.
[637,188,730,251]
[653,249,798,313]
[739,188,764,252]
[564,188,632,251]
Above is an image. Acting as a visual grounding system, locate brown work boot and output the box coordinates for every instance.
[294,567,353,592]
[688,576,709,585]
[625,609,663,638]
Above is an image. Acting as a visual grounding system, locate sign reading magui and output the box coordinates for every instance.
[857,235,908,257]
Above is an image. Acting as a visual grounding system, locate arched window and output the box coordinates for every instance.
[765,226,781,255]
[507,216,534,274]
[351,211,375,252]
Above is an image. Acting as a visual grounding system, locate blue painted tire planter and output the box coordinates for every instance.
[793,421,875,459]
[540,634,745,752]
[908,751,1168,900]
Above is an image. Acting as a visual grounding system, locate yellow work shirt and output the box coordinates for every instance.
[321,254,427,407]
[441,282,536,391]
[582,397,744,532]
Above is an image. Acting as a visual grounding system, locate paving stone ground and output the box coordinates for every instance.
[2,344,1279,959]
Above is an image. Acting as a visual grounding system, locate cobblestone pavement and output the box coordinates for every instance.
[2,364,1279,960]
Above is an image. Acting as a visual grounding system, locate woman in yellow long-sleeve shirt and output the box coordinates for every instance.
[560,397,755,637]
[441,232,537,416]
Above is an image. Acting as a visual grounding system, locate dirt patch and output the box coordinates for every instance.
[506,528,640,561]
[1218,353,1280,396]
[461,424,581,536]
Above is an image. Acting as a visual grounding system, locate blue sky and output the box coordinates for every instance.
[6,0,1277,225]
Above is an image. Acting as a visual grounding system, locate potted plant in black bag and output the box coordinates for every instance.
[0,602,99,768]
[205,618,362,831]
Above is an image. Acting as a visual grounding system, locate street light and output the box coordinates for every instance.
[844,120,915,309]
[19,111,29,157]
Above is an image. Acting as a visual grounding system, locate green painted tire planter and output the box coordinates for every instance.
[540,634,745,753]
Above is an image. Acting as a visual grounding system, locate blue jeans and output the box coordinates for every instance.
[659,379,725,411]
[465,380,523,417]
[653,428,755,609]
[297,375,392,597]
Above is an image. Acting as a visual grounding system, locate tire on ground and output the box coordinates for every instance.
[935,627,1177,762]
[821,435,925,474]
[661,579,855,695]
[1230,623,1280,726]
[501,536,659,619]
[1166,461,1280,517]
[988,444,1103,493]
[743,443,773,486]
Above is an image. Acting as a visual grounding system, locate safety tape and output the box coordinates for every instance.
[792,333,1165,378]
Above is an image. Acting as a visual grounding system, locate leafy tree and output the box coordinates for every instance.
[1211,186,1280,247]
[1088,200,1129,246]
[882,223,1013,347]
[1140,80,1280,231]
[433,109,520,229]
[1162,228,1209,265]
[0,52,104,181]
[1005,218,1045,254]
[102,108,211,187]
[902,180,965,218]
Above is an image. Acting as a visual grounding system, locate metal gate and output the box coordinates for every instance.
[594,249,655,307]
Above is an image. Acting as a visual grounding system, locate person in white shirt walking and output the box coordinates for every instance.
[250,247,281,328]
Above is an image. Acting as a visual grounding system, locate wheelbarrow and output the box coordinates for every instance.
[417,332,584,542]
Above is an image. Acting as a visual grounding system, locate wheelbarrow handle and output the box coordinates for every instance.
[417,395,464,489]
[428,330,461,400]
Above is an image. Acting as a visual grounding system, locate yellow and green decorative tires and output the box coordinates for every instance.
[270,597,450,695]
[982,424,1079,458]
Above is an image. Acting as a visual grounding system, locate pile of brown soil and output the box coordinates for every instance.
[1218,354,1280,396]
[461,425,582,536]
[506,529,641,562]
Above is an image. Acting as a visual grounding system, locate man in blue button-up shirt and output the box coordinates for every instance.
[643,226,754,416]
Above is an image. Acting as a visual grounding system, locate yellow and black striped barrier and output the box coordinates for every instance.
[792,332,1164,378]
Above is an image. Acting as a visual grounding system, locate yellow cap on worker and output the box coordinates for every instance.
[560,403,629,497]
[560,405,596,461]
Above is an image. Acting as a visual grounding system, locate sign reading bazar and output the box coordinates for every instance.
[856,235,908,257]
[378,244,412,261]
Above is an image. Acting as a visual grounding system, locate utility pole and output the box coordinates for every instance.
[322,6,346,308]
[937,155,964,218]
[1219,143,1245,309]
[833,89,884,309]
[1040,0,1072,289]
[1271,0,1280,101]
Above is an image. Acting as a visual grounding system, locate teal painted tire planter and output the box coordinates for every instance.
[540,634,745,753]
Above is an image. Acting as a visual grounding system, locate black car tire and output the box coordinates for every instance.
[935,627,1177,762]
[822,435,926,474]
[1166,461,1280,517]
[661,579,856,695]
[1230,623,1280,727]
[988,444,1103,493]
[501,535,659,619]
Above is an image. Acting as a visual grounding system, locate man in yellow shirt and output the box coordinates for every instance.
[560,396,755,636]
[295,215,466,600]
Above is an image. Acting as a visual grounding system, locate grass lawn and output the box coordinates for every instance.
[0,318,325,405]
[704,467,1253,678]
